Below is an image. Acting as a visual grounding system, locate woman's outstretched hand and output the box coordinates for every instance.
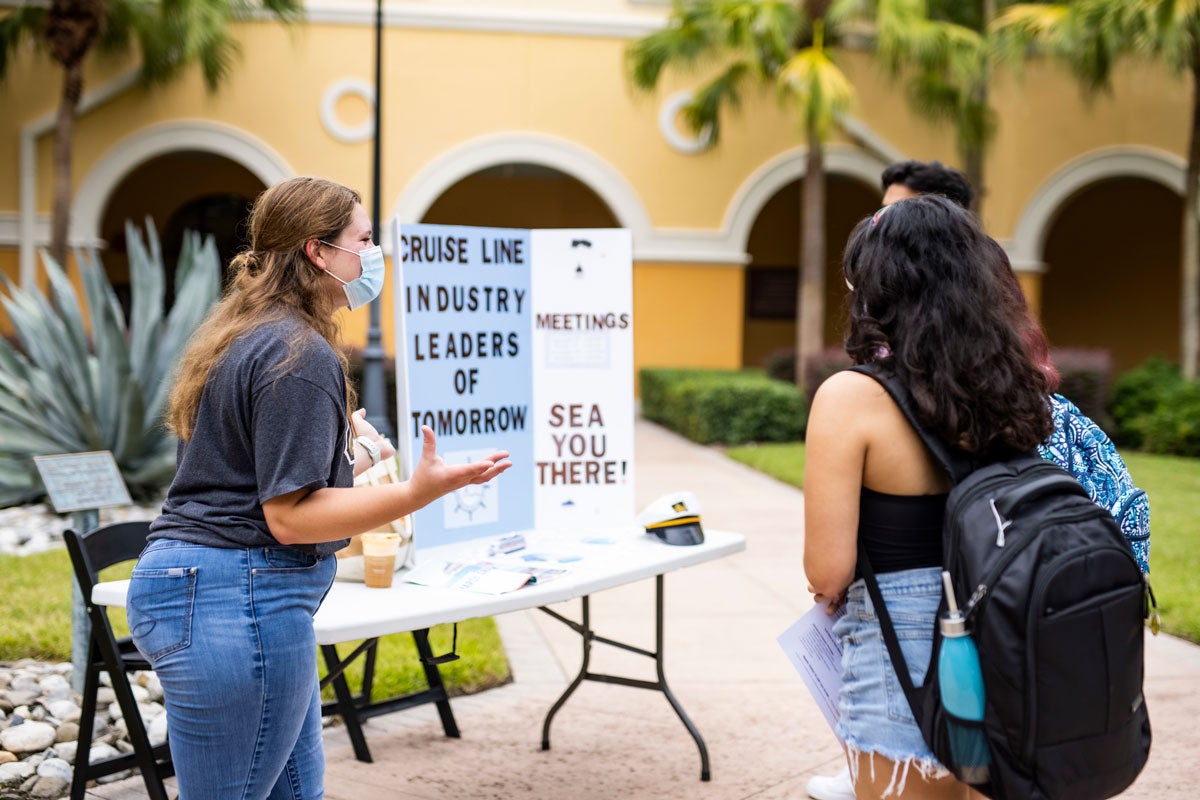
[410,425,512,506]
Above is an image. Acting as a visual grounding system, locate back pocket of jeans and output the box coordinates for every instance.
[128,567,197,662]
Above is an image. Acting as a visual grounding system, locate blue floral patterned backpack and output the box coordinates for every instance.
[1039,394,1151,573]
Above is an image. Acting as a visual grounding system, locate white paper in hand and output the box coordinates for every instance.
[777,603,847,741]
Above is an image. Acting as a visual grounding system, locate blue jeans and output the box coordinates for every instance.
[127,539,337,799]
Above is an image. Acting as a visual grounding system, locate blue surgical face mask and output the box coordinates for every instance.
[319,241,385,310]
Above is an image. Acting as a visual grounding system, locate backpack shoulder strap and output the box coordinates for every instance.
[848,364,974,484]
[847,364,955,718]
[855,536,930,704]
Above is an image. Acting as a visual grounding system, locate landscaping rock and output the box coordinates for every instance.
[34,758,70,783]
[0,722,55,754]
[52,724,77,746]
[0,663,164,799]
[44,702,78,724]
[0,760,34,786]
[27,775,67,798]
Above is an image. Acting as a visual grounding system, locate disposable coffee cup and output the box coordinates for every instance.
[361,532,401,588]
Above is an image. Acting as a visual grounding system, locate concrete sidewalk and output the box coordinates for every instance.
[97,419,1200,799]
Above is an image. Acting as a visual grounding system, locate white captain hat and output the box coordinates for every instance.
[636,491,704,546]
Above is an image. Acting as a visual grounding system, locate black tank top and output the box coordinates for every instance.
[857,486,947,574]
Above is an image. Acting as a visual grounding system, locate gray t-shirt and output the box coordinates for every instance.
[149,316,353,555]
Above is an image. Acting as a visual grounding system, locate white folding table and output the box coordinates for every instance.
[92,527,745,781]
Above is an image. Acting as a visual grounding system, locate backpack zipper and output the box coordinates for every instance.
[959,504,1107,620]
[988,498,1012,546]
[945,463,1067,568]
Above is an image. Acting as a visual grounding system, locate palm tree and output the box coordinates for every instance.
[627,0,855,389]
[0,0,303,269]
[875,0,994,210]
[876,1,1065,216]
[993,1,1200,380]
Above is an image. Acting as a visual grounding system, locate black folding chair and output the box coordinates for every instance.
[63,522,174,800]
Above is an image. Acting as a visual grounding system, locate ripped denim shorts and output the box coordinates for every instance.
[833,566,950,793]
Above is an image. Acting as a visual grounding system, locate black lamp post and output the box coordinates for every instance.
[361,0,392,438]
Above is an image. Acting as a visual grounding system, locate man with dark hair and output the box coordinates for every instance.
[807,159,978,800]
[881,159,974,209]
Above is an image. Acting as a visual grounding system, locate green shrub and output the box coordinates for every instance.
[764,347,796,384]
[1129,382,1200,457]
[0,222,221,506]
[1111,359,1186,449]
[1051,348,1113,429]
[640,368,729,426]
[639,368,805,445]
[1110,359,1200,456]
[802,347,852,409]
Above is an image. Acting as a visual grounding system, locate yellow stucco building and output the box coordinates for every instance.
[0,0,1189,377]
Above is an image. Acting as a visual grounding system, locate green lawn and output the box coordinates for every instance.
[726,442,1200,644]
[316,619,510,702]
[0,547,511,698]
[1124,453,1200,643]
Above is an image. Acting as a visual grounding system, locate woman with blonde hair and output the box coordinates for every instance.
[127,176,511,798]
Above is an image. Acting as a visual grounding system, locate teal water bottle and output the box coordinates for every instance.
[938,570,991,784]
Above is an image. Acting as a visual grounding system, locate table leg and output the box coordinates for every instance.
[537,575,711,781]
[321,643,374,763]
[362,638,378,702]
[540,595,591,751]
[319,632,460,761]
[653,574,710,781]
[413,629,461,738]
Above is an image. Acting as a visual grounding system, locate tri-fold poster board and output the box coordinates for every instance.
[391,221,635,549]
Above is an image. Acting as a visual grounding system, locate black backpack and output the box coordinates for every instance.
[851,365,1153,800]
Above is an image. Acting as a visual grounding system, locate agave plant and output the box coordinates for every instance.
[0,221,221,506]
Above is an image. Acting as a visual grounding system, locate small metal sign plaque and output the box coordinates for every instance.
[33,451,132,513]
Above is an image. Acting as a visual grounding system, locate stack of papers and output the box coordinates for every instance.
[404,558,567,595]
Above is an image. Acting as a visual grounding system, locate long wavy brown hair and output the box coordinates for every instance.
[167,177,361,440]
[842,195,1052,459]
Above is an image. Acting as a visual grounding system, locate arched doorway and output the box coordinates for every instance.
[1041,177,1181,372]
[742,174,880,371]
[99,151,265,313]
[420,163,619,228]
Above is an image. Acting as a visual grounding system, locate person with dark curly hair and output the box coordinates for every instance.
[881,160,974,210]
[804,195,1052,799]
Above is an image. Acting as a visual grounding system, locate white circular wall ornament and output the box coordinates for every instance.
[659,90,714,155]
[321,78,376,143]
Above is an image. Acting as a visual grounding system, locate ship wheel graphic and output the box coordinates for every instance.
[451,480,491,521]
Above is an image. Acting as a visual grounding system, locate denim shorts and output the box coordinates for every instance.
[833,566,950,787]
